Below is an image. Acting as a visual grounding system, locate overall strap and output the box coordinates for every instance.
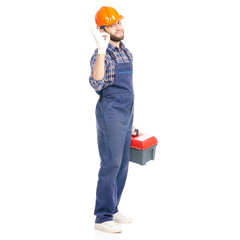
[123,49,132,61]
[106,49,118,64]
[106,48,132,63]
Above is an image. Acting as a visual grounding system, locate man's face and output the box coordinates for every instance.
[102,21,124,42]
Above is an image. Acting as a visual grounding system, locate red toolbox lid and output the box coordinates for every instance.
[131,132,158,150]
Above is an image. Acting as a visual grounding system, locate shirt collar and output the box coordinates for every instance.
[108,41,126,51]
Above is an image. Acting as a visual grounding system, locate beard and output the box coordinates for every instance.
[109,31,124,42]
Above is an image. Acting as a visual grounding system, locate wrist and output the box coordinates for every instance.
[97,49,106,55]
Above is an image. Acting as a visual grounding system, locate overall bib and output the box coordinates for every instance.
[94,49,134,223]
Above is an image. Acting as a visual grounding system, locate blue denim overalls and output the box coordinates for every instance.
[94,47,134,223]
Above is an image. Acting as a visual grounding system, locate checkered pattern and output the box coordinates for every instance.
[89,42,133,91]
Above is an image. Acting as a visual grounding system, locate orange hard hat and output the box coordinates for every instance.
[95,6,124,28]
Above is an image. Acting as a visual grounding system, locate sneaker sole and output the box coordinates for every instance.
[94,224,122,233]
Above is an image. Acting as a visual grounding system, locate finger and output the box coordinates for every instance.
[100,32,109,37]
[89,26,97,33]
[105,34,110,41]
[89,26,100,38]
[101,32,110,41]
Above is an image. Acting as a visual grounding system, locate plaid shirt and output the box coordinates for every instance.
[89,42,133,91]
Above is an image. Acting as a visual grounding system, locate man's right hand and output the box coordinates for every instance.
[90,26,110,54]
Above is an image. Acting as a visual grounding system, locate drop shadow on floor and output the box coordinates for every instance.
[94,229,123,240]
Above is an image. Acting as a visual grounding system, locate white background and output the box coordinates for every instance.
[0,0,240,239]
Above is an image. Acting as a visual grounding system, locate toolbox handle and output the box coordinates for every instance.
[135,129,139,136]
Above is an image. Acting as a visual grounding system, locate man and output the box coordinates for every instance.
[89,6,134,233]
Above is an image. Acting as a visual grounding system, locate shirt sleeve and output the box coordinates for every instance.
[89,50,115,92]
[89,50,105,91]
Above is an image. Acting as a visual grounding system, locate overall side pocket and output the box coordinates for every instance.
[103,95,120,116]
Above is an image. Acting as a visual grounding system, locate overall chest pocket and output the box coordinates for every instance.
[118,71,133,75]
[116,70,133,88]
[102,95,121,116]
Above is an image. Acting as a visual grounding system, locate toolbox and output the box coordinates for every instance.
[130,129,158,165]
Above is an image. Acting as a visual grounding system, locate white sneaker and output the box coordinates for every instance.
[113,212,133,223]
[94,220,122,233]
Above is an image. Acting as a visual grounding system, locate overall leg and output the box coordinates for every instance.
[94,101,127,223]
[114,105,133,213]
